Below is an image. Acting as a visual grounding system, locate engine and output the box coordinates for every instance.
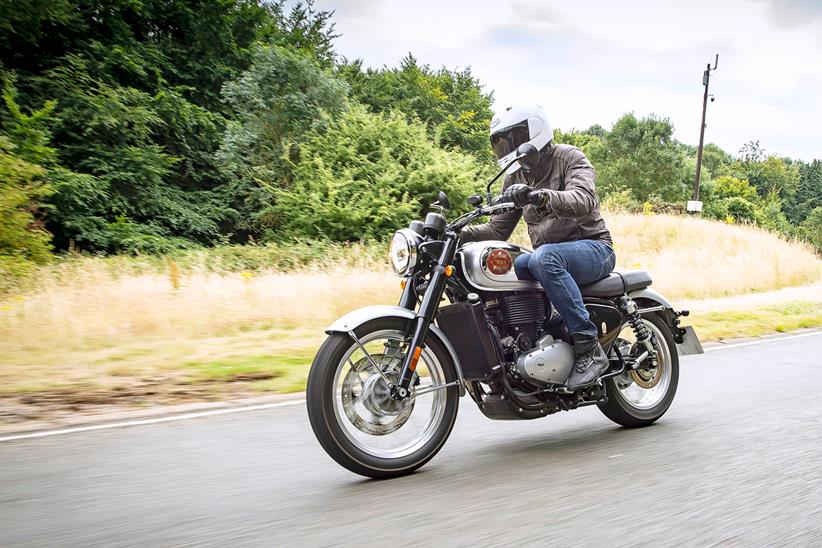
[485,291,547,350]
[485,292,575,386]
[445,241,577,386]
[515,334,575,385]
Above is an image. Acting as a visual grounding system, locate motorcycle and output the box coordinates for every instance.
[307,143,703,478]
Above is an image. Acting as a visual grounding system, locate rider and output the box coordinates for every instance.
[461,104,616,390]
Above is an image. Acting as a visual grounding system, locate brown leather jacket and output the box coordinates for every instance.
[461,144,612,247]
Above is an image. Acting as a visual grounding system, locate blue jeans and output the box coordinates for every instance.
[514,240,616,339]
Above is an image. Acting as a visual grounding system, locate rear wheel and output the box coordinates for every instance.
[598,312,679,427]
[306,317,460,479]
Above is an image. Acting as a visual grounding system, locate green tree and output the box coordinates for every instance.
[0,79,55,264]
[0,136,52,266]
[734,141,799,203]
[40,58,222,252]
[1,0,340,251]
[270,104,488,241]
[552,126,604,159]
[700,142,733,179]
[712,175,759,201]
[340,55,494,161]
[800,207,822,253]
[218,44,348,236]
[785,160,822,224]
[591,113,691,203]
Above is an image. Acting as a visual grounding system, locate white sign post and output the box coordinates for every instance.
[686,200,703,213]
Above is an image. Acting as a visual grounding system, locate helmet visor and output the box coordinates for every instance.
[491,123,530,161]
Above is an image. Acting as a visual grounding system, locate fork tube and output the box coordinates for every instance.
[391,234,458,399]
[398,277,417,310]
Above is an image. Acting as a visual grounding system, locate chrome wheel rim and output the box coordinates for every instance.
[614,320,672,410]
[332,330,448,459]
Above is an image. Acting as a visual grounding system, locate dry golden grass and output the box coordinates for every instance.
[513,212,821,299]
[0,212,819,399]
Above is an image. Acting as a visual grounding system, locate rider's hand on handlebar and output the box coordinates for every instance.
[499,184,551,209]
[499,183,533,208]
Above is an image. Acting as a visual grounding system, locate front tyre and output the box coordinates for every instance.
[598,312,679,427]
[306,317,459,479]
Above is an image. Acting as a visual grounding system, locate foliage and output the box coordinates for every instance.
[700,143,733,179]
[552,126,605,160]
[339,54,494,161]
[786,160,822,225]
[218,44,348,234]
[0,0,819,259]
[270,105,488,240]
[0,136,51,262]
[0,80,55,283]
[801,207,822,253]
[586,113,692,204]
[0,0,339,253]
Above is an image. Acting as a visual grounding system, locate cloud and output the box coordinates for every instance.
[753,0,822,29]
[314,0,822,160]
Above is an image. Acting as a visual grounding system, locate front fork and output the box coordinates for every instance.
[389,234,458,400]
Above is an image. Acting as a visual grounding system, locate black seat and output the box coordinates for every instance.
[580,270,652,297]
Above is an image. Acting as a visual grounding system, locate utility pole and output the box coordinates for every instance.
[688,54,719,215]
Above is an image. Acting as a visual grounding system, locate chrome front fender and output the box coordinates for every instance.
[326,305,467,396]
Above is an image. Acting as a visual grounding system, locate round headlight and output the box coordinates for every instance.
[388,229,418,276]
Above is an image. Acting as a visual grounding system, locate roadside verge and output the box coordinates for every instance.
[2,329,820,441]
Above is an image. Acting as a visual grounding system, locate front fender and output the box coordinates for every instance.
[326,305,467,396]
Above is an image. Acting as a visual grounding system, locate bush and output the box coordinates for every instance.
[724,196,758,224]
[269,104,490,241]
[601,188,642,213]
[218,44,348,233]
[800,207,822,253]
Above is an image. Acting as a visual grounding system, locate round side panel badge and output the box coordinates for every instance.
[486,248,513,276]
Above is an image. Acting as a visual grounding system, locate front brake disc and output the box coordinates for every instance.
[341,355,414,435]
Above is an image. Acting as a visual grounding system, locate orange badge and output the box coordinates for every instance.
[486,249,513,275]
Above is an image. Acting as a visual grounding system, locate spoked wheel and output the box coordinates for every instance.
[307,317,459,478]
[598,312,679,427]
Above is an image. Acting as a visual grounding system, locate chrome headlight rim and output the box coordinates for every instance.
[388,229,419,276]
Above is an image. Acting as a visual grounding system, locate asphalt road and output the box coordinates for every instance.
[2,332,821,547]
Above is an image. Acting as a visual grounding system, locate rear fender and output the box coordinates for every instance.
[326,305,467,396]
[628,288,703,355]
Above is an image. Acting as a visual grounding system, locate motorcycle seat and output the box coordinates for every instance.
[580,270,652,297]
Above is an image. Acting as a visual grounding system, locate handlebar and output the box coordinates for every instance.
[447,188,548,232]
[445,198,516,232]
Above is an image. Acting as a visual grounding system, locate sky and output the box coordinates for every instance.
[311,0,822,161]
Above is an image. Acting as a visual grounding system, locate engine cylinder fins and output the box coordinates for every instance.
[493,292,548,341]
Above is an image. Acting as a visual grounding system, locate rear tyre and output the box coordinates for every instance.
[598,312,679,427]
[307,317,460,479]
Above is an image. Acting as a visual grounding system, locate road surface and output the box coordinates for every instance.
[2,333,821,546]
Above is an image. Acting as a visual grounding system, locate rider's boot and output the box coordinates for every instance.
[565,334,609,390]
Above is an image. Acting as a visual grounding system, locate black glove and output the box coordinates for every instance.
[500,183,534,208]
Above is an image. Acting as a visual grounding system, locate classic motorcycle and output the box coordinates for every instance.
[307,143,703,478]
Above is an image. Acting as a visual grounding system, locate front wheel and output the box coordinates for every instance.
[598,312,679,427]
[306,317,460,478]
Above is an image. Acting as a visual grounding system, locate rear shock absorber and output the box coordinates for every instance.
[618,296,658,367]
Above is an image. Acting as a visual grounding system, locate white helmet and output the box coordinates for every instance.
[489,104,553,170]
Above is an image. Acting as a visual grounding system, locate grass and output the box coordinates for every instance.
[513,213,821,298]
[689,301,822,341]
[183,353,314,393]
[0,212,819,406]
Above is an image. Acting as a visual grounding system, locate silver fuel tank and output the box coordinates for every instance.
[457,241,541,292]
